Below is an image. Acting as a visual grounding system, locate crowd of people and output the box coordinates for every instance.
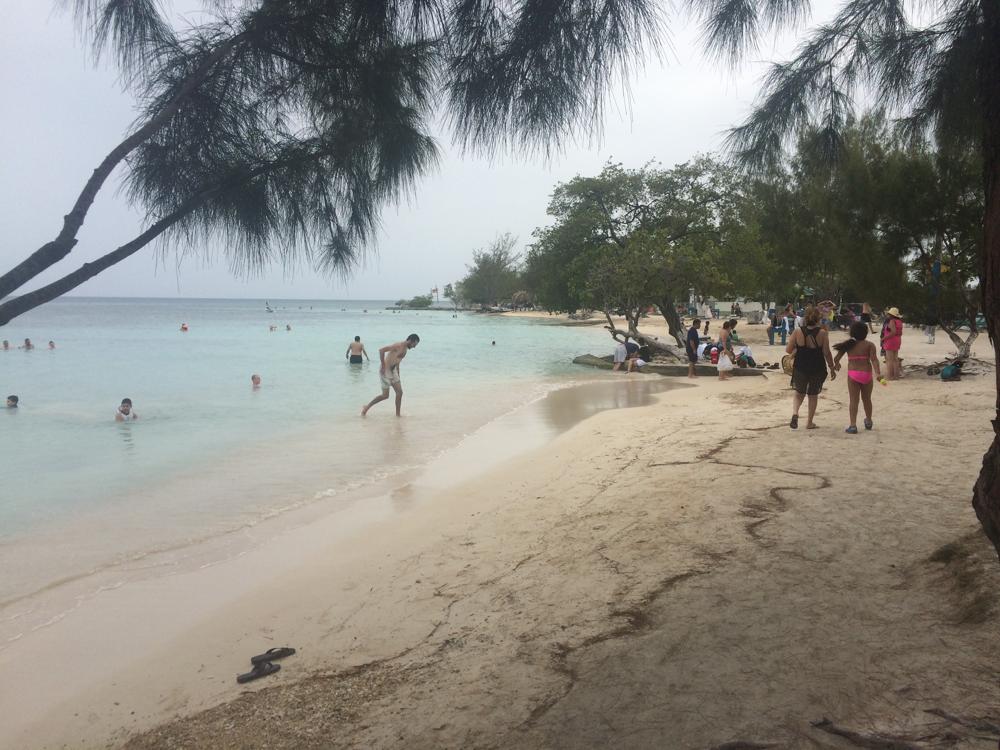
[620,300,909,435]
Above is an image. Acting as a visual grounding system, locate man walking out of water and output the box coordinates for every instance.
[346,335,369,364]
[362,334,419,417]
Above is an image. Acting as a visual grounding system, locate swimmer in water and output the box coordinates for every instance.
[20,338,34,350]
[251,373,261,389]
[180,323,189,332]
[361,334,419,417]
[2,340,9,351]
[346,336,369,364]
[48,340,55,350]
[6,395,18,408]
[115,398,138,422]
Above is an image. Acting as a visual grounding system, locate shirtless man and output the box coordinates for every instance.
[345,336,369,365]
[361,334,419,417]
[115,398,138,422]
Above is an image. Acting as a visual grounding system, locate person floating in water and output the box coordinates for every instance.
[6,395,18,408]
[115,398,138,422]
[251,374,261,389]
[2,340,9,351]
[20,338,33,350]
[286,324,292,331]
[180,323,189,332]
[361,334,419,417]
[48,340,56,350]
[346,336,369,365]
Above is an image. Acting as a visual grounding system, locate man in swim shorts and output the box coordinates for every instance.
[346,335,369,365]
[362,334,419,417]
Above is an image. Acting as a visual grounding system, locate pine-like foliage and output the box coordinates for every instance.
[58,0,662,277]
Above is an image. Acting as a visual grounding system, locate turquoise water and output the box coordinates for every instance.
[0,298,611,606]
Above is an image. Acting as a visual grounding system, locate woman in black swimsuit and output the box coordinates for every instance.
[786,306,836,429]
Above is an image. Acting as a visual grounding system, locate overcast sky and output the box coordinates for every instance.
[0,1,837,301]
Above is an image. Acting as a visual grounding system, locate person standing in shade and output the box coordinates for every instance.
[346,335,369,365]
[362,334,420,417]
[881,307,905,380]
[686,318,701,378]
[787,306,836,429]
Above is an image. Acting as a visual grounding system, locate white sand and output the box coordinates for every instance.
[4,325,999,749]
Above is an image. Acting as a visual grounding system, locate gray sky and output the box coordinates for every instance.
[0,1,837,301]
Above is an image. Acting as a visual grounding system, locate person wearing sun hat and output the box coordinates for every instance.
[881,307,904,380]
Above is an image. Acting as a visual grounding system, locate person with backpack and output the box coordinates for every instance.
[786,306,836,429]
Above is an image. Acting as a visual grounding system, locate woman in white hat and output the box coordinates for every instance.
[881,307,904,380]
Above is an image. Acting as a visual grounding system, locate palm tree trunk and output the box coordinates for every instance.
[972,0,1000,561]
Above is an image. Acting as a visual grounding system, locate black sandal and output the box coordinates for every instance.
[251,647,296,665]
[237,661,280,684]
[790,415,798,429]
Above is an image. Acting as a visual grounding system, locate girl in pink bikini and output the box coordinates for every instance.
[833,322,885,434]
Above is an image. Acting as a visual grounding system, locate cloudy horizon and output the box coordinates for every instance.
[0,1,837,303]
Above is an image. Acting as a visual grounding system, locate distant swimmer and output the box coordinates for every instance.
[2,340,9,351]
[48,340,56,350]
[269,325,277,332]
[6,395,18,408]
[115,398,138,422]
[286,324,292,331]
[180,323,189,332]
[251,373,261,389]
[20,338,33,350]
[361,334,420,417]
[346,335,369,365]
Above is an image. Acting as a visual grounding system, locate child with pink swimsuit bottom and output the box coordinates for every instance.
[833,321,884,434]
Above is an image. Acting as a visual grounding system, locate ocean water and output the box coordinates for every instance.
[0,297,614,621]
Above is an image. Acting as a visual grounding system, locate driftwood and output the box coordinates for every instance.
[573,354,765,377]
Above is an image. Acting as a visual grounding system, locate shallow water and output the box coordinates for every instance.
[0,298,622,616]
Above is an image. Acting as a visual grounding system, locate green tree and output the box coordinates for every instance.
[459,234,522,307]
[0,0,660,324]
[703,0,1000,558]
[407,294,433,309]
[525,159,763,348]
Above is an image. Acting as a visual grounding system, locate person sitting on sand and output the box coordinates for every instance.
[362,334,419,417]
[7,395,18,408]
[787,306,836,429]
[115,398,138,422]
[346,336,369,365]
[686,318,701,378]
[251,374,261,389]
[833,322,884,434]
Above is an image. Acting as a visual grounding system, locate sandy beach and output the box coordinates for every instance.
[5,321,999,750]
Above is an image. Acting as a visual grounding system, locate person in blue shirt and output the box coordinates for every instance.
[686,318,701,378]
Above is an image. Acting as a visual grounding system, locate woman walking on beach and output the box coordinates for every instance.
[833,322,884,433]
[787,306,836,429]
[881,307,904,380]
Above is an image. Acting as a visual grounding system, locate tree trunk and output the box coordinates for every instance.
[657,296,685,346]
[940,325,979,360]
[973,0,1000,562]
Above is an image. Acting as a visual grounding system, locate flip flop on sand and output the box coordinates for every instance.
[864,418,873,430]
[806,423,819,430]
[237,661,280,684]
[251,647,296,665]
[790,415,798,429]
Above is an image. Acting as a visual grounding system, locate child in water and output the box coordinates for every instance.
[833,322,885,433]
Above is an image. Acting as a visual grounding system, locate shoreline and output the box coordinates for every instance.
[6,326,1000,749]
[2,376,684,749]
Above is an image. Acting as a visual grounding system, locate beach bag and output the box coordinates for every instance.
[780,354,794,375]
[718,353,734,371]
[940,363,962,381]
